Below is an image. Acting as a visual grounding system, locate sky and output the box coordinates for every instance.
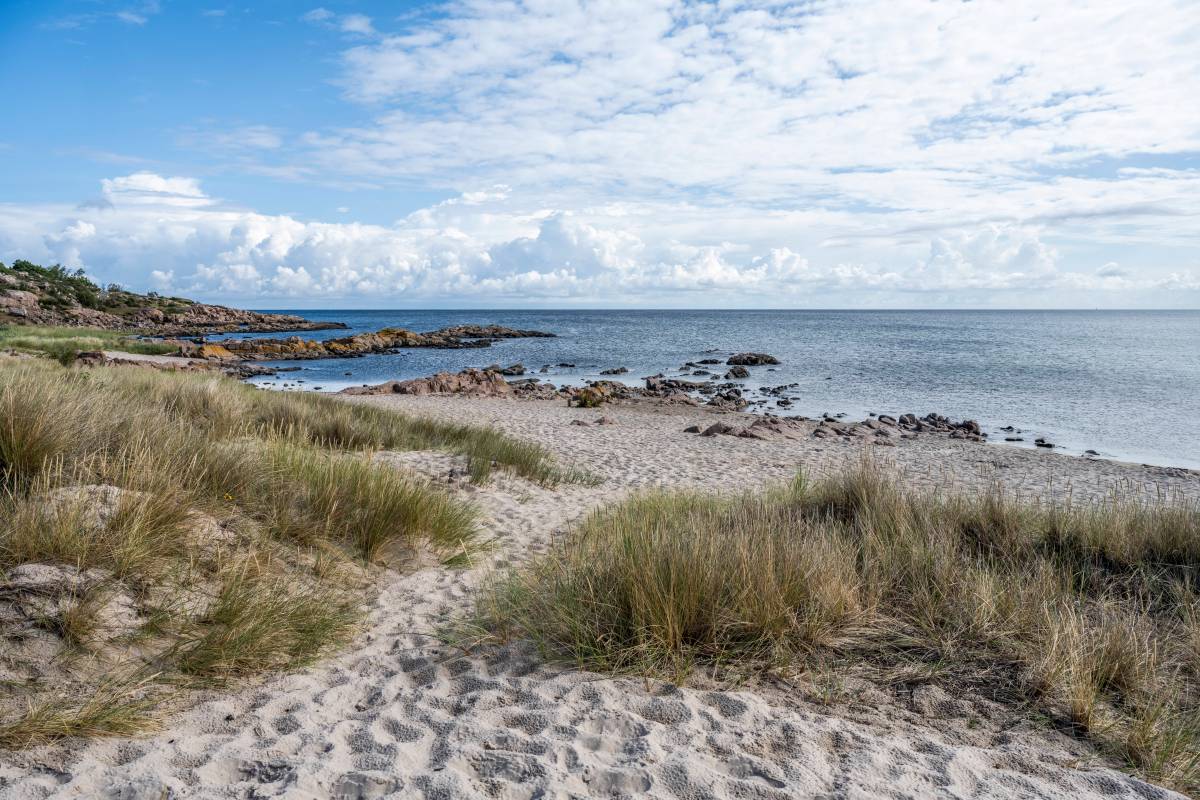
[0,0,1198,309]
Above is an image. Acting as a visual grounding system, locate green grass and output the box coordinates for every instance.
[0,324,179,365]
[174,557,359,678]
[469,463,1200,793]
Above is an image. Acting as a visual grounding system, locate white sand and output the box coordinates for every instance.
[2,395,1196,799]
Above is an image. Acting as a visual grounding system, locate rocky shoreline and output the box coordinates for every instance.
[214,324,555,360]
[341,367,1002,451]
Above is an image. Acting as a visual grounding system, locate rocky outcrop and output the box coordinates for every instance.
[221,326,556,361]
[434,325,555,340]
[726,352,780,366]
[75,349,278,378]
[341,368,513,397]
[0,259,345,335]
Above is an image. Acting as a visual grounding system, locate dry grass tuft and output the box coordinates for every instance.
[0,678,160,748]
[470,463,1200,792]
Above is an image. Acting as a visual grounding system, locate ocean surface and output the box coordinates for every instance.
[231,310,1200,469]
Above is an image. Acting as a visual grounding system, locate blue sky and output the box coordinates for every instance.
[1,0,1198,308]
[0,1,439,222]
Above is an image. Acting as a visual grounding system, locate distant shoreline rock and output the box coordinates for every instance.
[1,259,345,336]
[221,325,556,361]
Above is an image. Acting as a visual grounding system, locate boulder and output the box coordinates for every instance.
[599,367,629,375]
[726,352,779,366]
[724,365,750,379]
[342,368,512,397]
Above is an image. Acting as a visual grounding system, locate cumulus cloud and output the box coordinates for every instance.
[1,173,1195,307]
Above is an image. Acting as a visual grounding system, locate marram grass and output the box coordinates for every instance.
[0,358,568,745]
[470,464,1200,793]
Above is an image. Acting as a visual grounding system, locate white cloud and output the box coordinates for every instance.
[339,14,375,36]
[17,2,1200,305]
[301,8,333,24]
[99,173,213,208]
[302,7,376,38]
[1,173,1196,307]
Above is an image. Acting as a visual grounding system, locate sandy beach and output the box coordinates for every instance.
[2,394,1197,799]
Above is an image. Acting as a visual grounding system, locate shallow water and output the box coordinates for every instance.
[231,309,1200,469]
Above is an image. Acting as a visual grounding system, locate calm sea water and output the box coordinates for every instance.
[235,310,1200,469]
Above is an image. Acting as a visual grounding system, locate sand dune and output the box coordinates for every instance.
[3,396,1195,799]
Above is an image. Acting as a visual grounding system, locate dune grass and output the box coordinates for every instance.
[0,324,179,365]
[0,358,568,745]
[470,463,1200,792]
[0,679,160,749]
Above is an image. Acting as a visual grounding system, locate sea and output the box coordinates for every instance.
[228,310,1200,470]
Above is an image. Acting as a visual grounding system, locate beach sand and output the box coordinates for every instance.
[3,395,1196,799]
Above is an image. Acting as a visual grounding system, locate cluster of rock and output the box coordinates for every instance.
[74,347,281,379]
[684,412,985,446]
[219,325,555,361]
[0,270,343,335]
[342,368,514,397]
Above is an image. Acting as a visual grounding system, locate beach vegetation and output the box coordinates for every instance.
[0,324,179,365]
[0,358,567,745]
[469,462,1200,792]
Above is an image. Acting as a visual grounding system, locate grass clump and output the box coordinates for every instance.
[0,324,178,365]
[0,679,159,749]
[471,464,1200,793]
[174,557,358,678]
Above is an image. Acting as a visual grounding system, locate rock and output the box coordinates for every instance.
[595,416,617,425]
[220,325,555,361]
[1005,437,1024,442]
[434,324,555,340]
[599,367,629,375]
[570,419,590,426]
[724,366,750,379]
[706,390,748,411]
[1035,438,1054,448]
[700,423,736,437]
[341,368,512,397]
[726,352,779,366]
[697,359,722,365]
[197,343,236,360]
[496,363,525,376]
[0,289,41,313]
[683,425,702,433]
[1084,449,1100,456]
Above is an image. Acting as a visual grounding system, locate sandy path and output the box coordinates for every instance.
[2,396,1195,799]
